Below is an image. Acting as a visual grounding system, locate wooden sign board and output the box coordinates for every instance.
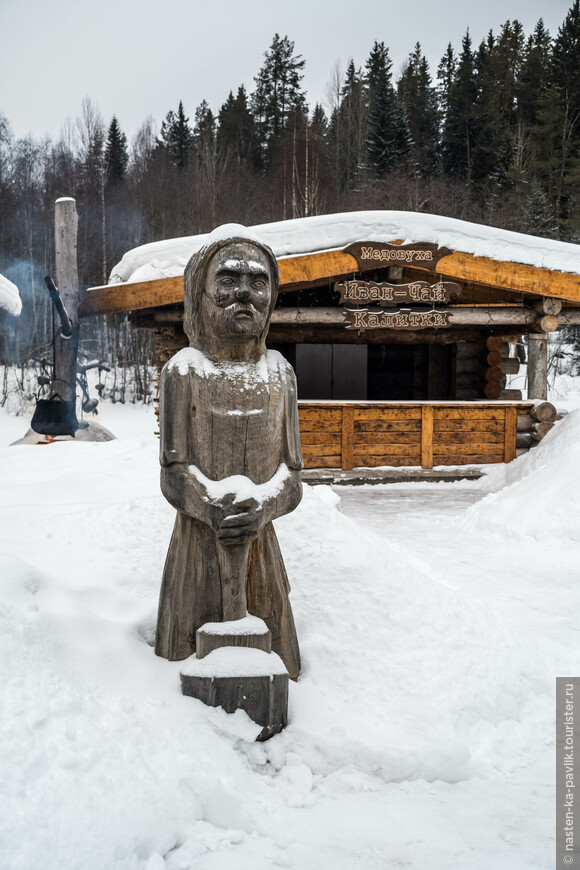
[335,279,461,306]
[344,308,453,330]
[343,241,452,272]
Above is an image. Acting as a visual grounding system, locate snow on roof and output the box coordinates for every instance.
[0,273,22,316]
[109,211,580,285]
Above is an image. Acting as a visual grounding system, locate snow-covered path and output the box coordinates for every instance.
[1,406,578,870]
[339,482,580,653]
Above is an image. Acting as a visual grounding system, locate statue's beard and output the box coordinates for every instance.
[219,303,266,337]
[196,302,268,342]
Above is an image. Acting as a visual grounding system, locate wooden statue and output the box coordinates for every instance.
[155,226,302,680]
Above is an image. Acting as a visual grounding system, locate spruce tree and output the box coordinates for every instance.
[104,116,128,185]
[160,101,193,169]
[398,43,440,176]
[440,30,478,181]
[366,41,410,177]
[516,17,553,185]
[518,19,552,130]
[332,60,368,188]
[310,103,328,138]
[217,86,256,165]
[194,100,215,153]
[251,34,307,165]
[550,0,580,225]
[437,43,456,123]
[473,21,525,184]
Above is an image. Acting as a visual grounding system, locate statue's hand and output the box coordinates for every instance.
[217,497,264,545]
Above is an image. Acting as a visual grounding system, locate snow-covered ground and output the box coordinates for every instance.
[1,393,578,869]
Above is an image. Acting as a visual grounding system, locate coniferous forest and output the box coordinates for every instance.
[1,3,580,369]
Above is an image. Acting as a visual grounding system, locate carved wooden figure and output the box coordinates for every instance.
[155,226,302,680]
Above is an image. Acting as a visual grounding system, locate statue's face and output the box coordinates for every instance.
[202,242,272,340]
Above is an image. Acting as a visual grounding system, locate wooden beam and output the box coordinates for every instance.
[527,333,548,400]
[421,406,434,469]
[341,405,354,470]
[504,406,517,463]
[434,251,580,303]
[79,275,183,317]
[267,326,496,345]
[270,306,540,327]
[278,249,358,289]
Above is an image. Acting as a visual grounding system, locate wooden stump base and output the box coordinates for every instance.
[181,647,289,741]
[196,614,271,659]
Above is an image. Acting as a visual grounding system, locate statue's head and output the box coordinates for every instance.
[183,225,279,354]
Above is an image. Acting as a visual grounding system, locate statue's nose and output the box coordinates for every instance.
[236,287,251,302]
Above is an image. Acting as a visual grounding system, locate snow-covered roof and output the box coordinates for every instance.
[109,211,580,285]
[0,273,22,316]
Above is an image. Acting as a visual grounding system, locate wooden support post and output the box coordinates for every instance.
[527,333,549,400]
[341,405,354,470]
[421,406,434,469]
[504,406,517,463]
[53,198,80,403]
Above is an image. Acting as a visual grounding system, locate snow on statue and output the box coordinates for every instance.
[155,225,302,679]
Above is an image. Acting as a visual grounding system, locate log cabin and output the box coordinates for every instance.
[79,212,580,471]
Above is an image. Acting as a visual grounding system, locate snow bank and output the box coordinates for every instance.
[109,210,580,285]
[550,372,580,412]
[465,409,580,540]
[0,272,22,316]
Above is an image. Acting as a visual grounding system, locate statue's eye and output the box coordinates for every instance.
[218,276,235,287]
[252,278,266,289]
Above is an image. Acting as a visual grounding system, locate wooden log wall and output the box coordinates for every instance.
[455,335,524,401]
[483,335,523,400]
[515,400,559,456]
[298,401,534,469]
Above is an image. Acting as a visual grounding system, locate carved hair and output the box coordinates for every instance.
[183,226,279,347]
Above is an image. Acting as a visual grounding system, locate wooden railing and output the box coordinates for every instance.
[297,401,534,469]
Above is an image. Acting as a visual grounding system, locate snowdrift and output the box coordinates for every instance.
[465,409,580,541]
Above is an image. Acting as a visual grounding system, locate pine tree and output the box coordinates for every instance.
[251,34,307,165]
[104,116,128,185]
[160,101,193,169]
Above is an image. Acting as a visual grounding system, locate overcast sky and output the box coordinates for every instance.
[0,0,572,145]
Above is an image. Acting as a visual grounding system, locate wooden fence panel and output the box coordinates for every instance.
[298,402,532,470]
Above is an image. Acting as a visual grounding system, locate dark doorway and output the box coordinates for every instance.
[367,344,454,400]
[294,344,368,399]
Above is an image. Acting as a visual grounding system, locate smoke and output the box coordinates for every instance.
[0,259,51,364]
